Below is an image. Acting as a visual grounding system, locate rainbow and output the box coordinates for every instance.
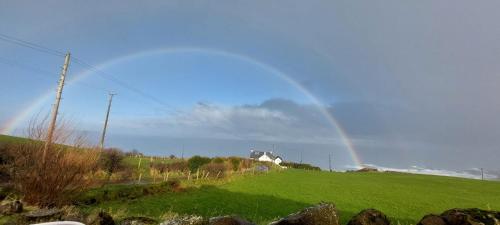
[0,47,363,167]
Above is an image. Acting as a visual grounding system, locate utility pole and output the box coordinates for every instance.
[329,153,332,172]
[99,93,116,150]
[43,52,71,163]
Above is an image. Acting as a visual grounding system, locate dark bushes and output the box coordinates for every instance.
[212,157,225,164]
[124,149,143,157]
[99,148,125,180]
[166,161,189,172]
[188,155,211,172]
[229,157,241,171]
[0,144,12,183]
[281,161,321,171]
[76,180,180,205]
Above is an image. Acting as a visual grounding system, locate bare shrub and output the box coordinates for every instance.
[6,141,98,207]
[25,114,86,146]
[239,158,254,170]
[200,163,226,178]
[151,162,168,174]
[113,166,134,182]
[166,161,189,172]
[4,117,98,207]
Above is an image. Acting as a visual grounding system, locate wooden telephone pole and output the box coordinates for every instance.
[99,93,116,150]
[329,153,332,172]
[43,52,70,163]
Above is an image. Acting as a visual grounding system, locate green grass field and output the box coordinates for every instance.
[85,169,500,225]
[3,134,499,224]
[123,156,182,170]
[0,134,30,144]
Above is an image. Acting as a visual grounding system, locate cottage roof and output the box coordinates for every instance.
[250,150,264,159]
[250,150,280,160]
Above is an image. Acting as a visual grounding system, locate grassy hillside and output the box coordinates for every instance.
[0,134,30,144]
[84,169,500,225]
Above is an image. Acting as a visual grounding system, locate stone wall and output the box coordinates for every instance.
[1,201,499,225]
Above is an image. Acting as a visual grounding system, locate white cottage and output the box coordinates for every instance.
[250,150,283,165]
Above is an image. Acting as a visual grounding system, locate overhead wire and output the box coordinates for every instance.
[71,57,185,116]
[0,32,186,115]
[0,56,109,93]
[71,57,248,140]
[0,32,249,140]
[0,33,66,57]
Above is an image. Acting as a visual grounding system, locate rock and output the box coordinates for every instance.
[417,208,500,225]
[11,200,23,213]
[23,208,63,223]
[88,211,116,225]
[347,209,390,225]
[61,206,86,222]
[270,202,340,225]
[417,215,447,225]
[0,200,23,215]
[441,208,499,225]
[209,215,256,225]
[160,215,208,225]
[120,216,158,225]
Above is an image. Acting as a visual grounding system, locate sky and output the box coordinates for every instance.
[1,1,499,176]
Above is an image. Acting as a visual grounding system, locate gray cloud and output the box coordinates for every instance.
[113,99,345,145]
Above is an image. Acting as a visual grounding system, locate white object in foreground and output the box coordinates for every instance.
[31,222,84,225]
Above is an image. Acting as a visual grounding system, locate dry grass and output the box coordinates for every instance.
[5,141,98,207]
[3,116,99,207]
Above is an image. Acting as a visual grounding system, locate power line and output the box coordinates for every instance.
[0,56,109,92]
[72,60,249,140]
[0,33,65,57]
[0,33,250,141]
[71,57,185,116]
[0,32,184,115]
[71,59,249,144]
